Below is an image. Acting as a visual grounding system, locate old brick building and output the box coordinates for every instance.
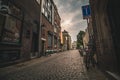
[53,4,61,52]
[0,0,61,66]
[0,0,41,66]
[83,28,89,49]
[90,0,120,76]
[62,30,71,51]
[41,0,61,55]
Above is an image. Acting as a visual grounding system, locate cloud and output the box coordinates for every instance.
[54,0,89,42]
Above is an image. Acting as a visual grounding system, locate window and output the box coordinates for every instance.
[48,0,52,10]
[42,7,45,13]
[48,2,50,7]
[48,33,52,48]
[45,11,48,17]
[48,14,50,20]
[54,27,57,33]
[42,1,45,13]
[47,11,51,22]
[0,13,5,38]
[54,37,57,48]
[42,0,52,23]
[0,3,23,44]
[54,24,57,33]
[45,0,48,7]
[2,15,22,43]
[42,29,45,38]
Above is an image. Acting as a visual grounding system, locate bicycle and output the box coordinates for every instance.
[84,50,96,70]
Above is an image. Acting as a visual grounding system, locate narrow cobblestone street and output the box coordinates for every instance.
[0,50,107,80]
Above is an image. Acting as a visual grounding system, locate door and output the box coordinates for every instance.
[41,40,45,56]
[31,32,38,57]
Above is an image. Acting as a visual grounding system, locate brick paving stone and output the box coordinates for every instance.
[0,50,107,80]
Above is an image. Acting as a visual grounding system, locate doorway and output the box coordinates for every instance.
[31,32,38,58]
[41,40,45,56]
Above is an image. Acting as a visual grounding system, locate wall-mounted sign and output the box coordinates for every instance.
[82,5,91,19]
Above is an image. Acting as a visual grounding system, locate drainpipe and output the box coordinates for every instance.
[38,0,42,57]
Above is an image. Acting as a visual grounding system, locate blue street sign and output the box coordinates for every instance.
[82,5,91,19]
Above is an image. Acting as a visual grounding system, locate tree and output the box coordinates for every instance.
[77,31,85,49]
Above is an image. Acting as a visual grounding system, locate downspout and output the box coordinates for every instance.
[38,0,42,57]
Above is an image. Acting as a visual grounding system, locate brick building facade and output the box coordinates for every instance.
[90,0,120,76]
[53,4,61,52]
[0,0,41,66]
[41,0,61,55]
[62,30,71,51]
[0,0,61,66]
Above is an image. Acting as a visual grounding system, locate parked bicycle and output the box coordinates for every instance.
[83,48,97,70]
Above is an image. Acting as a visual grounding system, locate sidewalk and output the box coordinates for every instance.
[86,67,108,80]
[0,53,62,76]
[81,56,120,80]
[81,57,108,80]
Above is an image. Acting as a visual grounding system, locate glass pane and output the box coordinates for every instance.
[2,15,21,43]
[0,13,6,37]
[48,34,52,48]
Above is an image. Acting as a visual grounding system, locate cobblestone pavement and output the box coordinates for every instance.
[0,50,107,80]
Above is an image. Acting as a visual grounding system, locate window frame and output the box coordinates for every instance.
[0,13,6,41]
[0,2,23,45]
[42,0,52,23]
[48,33,52,48]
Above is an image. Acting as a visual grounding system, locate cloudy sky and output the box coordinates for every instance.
[54,0,89,42]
